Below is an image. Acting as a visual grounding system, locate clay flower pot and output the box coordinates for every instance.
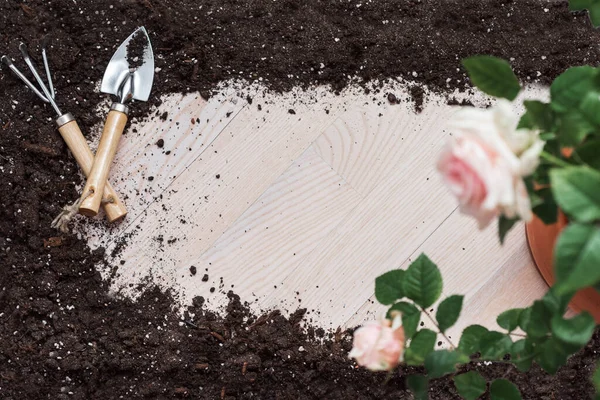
[526,212,600,322]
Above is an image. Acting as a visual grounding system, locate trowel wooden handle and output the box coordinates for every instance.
[56,114,127,222]
[80,104,128,217]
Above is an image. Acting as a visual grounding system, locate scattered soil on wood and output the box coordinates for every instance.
[1,0,600,398]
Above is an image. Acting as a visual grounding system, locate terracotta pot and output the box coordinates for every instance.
[526,212,600,322]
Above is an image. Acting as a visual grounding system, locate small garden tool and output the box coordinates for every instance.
[79,26,154,217]
[1,41,128,227]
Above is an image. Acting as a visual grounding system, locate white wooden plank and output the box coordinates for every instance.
[259,101,459,328]
[174,146,363,307]
[313,100,449,196]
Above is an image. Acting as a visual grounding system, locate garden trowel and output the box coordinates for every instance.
[79,26,154,216]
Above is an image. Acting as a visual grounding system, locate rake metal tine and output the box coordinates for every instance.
[41,42,55,99]
[19,43,62,116]
[1,55,50,103]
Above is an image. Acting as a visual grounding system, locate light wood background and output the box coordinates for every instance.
[78,83,550,344]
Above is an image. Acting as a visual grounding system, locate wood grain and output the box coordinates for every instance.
[259,101,459,327]
[175,146,363,307]
[313,100,450,196]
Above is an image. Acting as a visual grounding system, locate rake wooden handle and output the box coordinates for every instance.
[56,114,127,222]
[79,105,128,217]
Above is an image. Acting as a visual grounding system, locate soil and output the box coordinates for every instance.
[126,28,151,70]
[1,0,599,399]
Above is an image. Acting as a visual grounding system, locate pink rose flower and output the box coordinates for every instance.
[438,100,541,227]
[349,314,405,371]
[437,135,515,228]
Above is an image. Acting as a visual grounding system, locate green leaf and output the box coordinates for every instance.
[462,56,521,101]
[403,253,443,309]
[424,350,469,379]
[405,329,437,365]
[510,339,537,372]
[532,188,558,225]
[496,308,523,332]
[529,190,544,210]
[570,0,592,11]
[533,199,558,224]
[520,301,552,338]
[522,100,555,132]
[551,66,598,112]
[387,301,420,339]
[592,362,600,392]
[581,91,600,127]
[541,138,564,159]
[406,375,429,400]
[499,216,519,245]
[436,295,464,333]
[591,3,600,27]
[517,112,535,130]
[554,223,600,294]
[518,307,531,330]
[540,132,557,141]
[551,312,595,346]
[479,331,513,360]
[551,167,600,223]
[375,269,405,305]
[536,337,576,374]
[454,371,487,400]
[490,379,522,400]
[571,0,600,27]
[458,325,489,355]
[533,160,553,186]
[542,288,573,315]
[556,110,595,146]
[575,140,600,170]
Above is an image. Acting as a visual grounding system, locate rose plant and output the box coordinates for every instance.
[350,54,600,400]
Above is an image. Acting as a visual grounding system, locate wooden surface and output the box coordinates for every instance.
[80,109,128,216]
[57,119,127,222]
[78,84,550,340]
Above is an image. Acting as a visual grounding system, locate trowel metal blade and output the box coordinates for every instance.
[101,26,154,102]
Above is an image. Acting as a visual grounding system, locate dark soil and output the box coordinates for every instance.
[126,28,151,70]
[1,0,599,398]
